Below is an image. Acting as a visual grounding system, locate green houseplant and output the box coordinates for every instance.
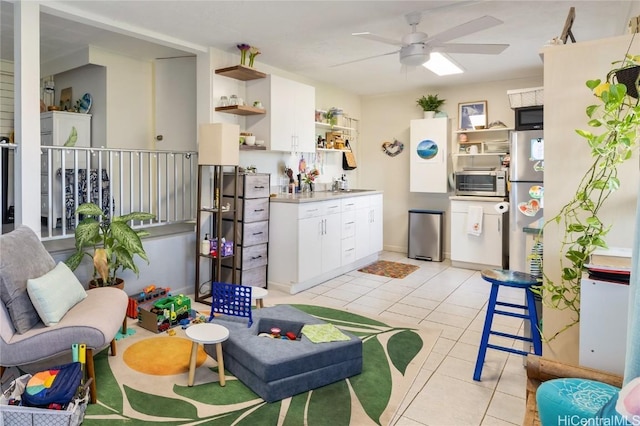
[416,94,445,117]
[65,202,156,287]
[534,52,640,340]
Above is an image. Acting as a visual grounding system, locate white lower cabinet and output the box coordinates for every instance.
[450,199,508,269]
[269,193,383,293]
[355,194,383,259]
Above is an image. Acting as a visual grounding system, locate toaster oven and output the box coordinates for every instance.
[455,170,507,197]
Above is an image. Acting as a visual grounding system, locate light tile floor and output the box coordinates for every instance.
[266,251,529,426]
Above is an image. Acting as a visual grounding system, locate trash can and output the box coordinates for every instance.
[408,210,444,262]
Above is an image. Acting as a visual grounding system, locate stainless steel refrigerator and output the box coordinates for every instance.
[509,130,544,272]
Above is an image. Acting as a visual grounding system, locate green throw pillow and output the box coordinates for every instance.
[27,262,87,326]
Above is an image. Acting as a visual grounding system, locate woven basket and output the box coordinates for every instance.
[614,65,640,99]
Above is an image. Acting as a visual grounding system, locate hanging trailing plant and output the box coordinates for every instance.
[533,50,640,341]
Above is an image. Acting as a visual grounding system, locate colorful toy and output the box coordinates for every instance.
[286,332,297,340]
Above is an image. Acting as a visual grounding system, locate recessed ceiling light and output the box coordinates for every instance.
[423,52,464,76]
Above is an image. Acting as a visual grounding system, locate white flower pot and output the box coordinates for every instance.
[423,111,436,119]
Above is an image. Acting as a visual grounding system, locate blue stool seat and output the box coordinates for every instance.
[473,269,542,381]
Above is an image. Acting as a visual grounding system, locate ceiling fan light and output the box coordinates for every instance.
[399,44,430,66]
[423,52,464,76]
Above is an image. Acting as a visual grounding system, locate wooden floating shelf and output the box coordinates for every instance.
[317,148,350,152]
[215,105,266,116]
[240,145,267,151]
[215,65,267,81]
[314,122,355,131]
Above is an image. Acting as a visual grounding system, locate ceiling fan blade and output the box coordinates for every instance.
[330,50,399,68]
[434,43,509,55]
[352,32,406,47]
[426,15,503,44]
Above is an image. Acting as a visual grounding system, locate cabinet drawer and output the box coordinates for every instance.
[223,220,269,246]
[224,243,268,270]
[342,237,356,265]
[222,197,269,222]
[350,196,370,210]
[41,117,53,133]
[243,174,270,198]
[342,210,356,238]
[322,200,342,216]
[40,133,53,146]
[243,198,269,222]
[221,265,267,288]
[243,221,269,246]
[298,203,323,219]
[223,173,270,198]
[341,198,358,212]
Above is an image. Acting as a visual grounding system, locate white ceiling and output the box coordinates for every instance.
[2,1,639,96]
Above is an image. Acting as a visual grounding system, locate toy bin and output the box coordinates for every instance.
[0,374,88,426]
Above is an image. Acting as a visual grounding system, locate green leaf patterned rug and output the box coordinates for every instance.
[84,304,440,425]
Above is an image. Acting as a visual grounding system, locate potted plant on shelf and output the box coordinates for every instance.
[65,202,156,288]
[417,94,445,118]
[533,52,640,340]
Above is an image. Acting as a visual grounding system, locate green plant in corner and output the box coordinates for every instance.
[533,52,640,341]
[416,94,445,112]
[65,202,156,287]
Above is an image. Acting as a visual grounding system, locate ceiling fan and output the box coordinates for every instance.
[335,12,509,68]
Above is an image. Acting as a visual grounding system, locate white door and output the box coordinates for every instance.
[154,57,196,152]
[154,57,196,221]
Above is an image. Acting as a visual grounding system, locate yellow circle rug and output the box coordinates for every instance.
[123,336,208,375]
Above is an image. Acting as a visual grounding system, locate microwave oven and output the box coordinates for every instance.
[515,106,543,131]
[455,170,507,197]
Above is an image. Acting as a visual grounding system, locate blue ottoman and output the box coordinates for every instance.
[536,378,620,425]
[203,305,363,402]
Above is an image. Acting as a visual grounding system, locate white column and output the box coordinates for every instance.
[14,1,41,233]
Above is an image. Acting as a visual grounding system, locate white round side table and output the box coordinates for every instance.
[252,287,268,309]
[185,323,229,387]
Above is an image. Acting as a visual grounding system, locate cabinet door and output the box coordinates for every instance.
[322,213,342,273]
[246,75,315,152]
[451,212,503,266]
[293,81,316,153]
[369,194,383,253]
[354,205,370,260]
[298,216,323,282]
[269,75,294,151]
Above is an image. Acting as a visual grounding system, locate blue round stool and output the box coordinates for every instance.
[473,269,542,381]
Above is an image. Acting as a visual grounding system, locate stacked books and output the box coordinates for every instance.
[584,247,632,283]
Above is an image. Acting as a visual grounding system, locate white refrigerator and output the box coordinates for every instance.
[509,130,544,272]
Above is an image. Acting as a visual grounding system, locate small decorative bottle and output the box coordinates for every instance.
[200,233,210,255]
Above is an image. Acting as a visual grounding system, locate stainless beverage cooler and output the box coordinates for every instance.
[408,210,444,261]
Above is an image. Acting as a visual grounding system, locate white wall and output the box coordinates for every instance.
[89,47,154,150]
[542,34,640,364]
[51,230,197,296]
[360,75,543,255]
[53,63,106,147]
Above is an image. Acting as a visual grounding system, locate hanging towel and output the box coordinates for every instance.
[467,206,484,236]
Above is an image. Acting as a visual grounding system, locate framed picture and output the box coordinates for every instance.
[60,87,73,111]
[458,101,487,130]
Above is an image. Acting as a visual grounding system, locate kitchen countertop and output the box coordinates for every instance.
[449,195,508,202]
[270,190,382,203]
